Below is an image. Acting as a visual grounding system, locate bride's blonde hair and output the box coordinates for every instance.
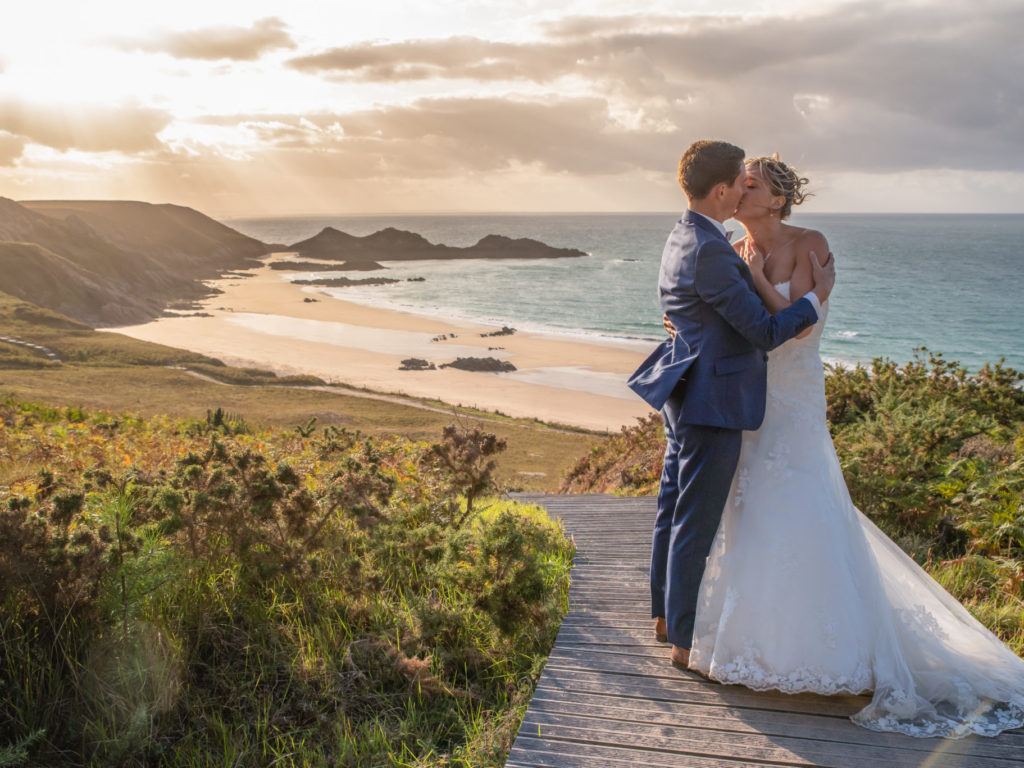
[746,153,811,219]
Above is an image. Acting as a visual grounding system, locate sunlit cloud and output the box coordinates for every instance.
[0,131,26,166]
[0,101,172,154]
[0,0,1020,214]
[106,16,295,61]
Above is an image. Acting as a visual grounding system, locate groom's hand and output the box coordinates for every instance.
[663,314,677,339]
[810,250,836,304]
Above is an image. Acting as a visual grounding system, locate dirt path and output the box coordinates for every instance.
[0,335,61,362]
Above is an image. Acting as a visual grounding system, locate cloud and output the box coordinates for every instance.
[186,96,681,180]
[109,17,295,61]
[0,102,172,153]
[288,37,568,82]
[0,131,26,165]
[284,0,1024,173]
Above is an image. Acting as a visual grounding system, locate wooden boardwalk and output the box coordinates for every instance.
[506,494,1024,768]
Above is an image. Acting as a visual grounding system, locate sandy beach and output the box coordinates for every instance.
[106,260,656,431]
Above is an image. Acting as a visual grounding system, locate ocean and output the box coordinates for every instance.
[226,213,1024,373]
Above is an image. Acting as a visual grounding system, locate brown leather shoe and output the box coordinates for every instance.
[654,617,668,643]
[670,645,690,669]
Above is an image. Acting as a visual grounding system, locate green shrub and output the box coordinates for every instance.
[0,402,572,766]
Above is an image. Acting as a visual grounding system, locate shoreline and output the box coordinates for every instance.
[106,261,655,432]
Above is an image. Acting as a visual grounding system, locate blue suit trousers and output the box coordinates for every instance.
[650,391,742,648]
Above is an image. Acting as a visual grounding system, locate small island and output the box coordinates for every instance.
[288,227,586,268]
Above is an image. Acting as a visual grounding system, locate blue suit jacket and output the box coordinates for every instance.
[628,210,817,430]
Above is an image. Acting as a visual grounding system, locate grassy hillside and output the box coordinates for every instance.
[0,291,600,489]
[22,200,268,272]
[0,198,270,326]
[0,397,573,766]
[562,350,1024,653]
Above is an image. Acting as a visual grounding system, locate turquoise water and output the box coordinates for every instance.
[227,213,1024,372]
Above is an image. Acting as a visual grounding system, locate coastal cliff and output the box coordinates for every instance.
[0,198,269,326]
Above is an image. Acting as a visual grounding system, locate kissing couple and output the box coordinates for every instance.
[628,139,1024,738]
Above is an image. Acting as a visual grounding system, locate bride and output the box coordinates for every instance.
[680,154,1024,738]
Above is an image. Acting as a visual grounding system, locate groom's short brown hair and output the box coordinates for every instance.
[678,140,745,200]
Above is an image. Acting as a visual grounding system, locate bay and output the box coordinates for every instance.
[226,213,1024,372]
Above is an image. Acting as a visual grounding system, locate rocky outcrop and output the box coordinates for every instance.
[399,358,436,371]
[289,226,585,266]
[439,357,517,373]
[269,260,386,271]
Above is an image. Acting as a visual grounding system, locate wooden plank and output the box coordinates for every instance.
[508,736,792,768]
[506,494,1024,768]
[526,690,1024,759]
[535,667,872,719]
[519,711,1019,768]
[555,626,663,645]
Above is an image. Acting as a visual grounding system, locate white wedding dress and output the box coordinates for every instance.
[689,283,1024,738]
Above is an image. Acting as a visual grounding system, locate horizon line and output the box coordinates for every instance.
[219,210,1024,220]
[12,199,1024,219]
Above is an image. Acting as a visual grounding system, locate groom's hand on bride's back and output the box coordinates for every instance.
[663,314,677,339]
[810,250,836,305]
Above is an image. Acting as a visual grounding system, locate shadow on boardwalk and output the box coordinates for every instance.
[507,494,1024,768]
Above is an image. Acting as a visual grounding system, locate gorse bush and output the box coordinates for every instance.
[560,412,664,495]
[561,349,1024,652]
[825,349,1024,557]
[0,397,573,767]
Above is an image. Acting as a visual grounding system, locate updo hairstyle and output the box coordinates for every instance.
[746,153,811,219]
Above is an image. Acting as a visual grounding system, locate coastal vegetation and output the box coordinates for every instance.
[563,349,1024,653]
[0,257,594,765]
[0,400,573,766]
[0,285,595,766]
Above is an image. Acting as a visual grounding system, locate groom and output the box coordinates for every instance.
[627,140,835,668]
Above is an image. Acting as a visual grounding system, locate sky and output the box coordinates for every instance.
[0,0,1021,217]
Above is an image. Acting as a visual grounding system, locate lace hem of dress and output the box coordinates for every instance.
[853,699,1024,740]
[699,653,874,697]
[697,652,1024,739]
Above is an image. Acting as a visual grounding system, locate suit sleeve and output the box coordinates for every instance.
[694,241,817,351]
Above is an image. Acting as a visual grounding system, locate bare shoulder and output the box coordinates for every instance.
[795,228,829,255]
[792,229,829,271]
